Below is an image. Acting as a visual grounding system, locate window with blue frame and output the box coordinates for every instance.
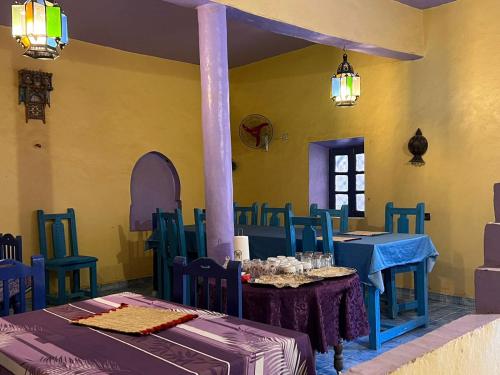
[329,144,365,217]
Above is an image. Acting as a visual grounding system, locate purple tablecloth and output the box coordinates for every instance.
[0,293,316,375]
[243,274,369,353]
[0,278,31,299]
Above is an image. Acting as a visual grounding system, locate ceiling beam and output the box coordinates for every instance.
[167,0,425,60]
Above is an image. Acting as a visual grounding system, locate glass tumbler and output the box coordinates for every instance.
[322,254,333,268]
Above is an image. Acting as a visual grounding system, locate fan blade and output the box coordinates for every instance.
[256,134,261,147]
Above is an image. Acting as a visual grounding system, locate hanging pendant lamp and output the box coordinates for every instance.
[330,49,360,107]
[11,0,69,60]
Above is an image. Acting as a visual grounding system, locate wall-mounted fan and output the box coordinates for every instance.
[239,114,273,151]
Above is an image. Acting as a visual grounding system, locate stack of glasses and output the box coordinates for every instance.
[242,253,334,279]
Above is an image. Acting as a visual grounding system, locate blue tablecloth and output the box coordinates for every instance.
[335,234,438,292]
[184,226,439,293]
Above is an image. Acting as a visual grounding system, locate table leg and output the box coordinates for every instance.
[368,285,381,350]
[334,339,344,374]
[416,260,429,326]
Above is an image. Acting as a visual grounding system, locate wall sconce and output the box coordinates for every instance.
[19,69,53,124]
[408,128,428,166]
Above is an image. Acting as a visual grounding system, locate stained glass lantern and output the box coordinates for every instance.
[330,50,360,107]
[11,0,69,60]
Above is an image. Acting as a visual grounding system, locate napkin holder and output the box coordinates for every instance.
[234,232,250,261]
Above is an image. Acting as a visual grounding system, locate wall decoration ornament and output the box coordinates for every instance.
[18,69,53,124]
[330,48,361,107]
[11,0,69,60]
[408,128,428,166]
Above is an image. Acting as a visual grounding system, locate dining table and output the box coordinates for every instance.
[243,273,369,374]
[0,293,316,375]
[184,225,439,350]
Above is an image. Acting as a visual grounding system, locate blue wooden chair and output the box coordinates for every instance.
[384,202,426,319]
[194,208,207,257]
[260,202,293,227]
[0,255,45,316]
[234,202,258,225]
[284,209,334,257]
[150,208,187,301]
[0,234,22,262]
[37,208,98,305]
[0,234,24,313]
[310,204,349,233]
[173,256,242,318]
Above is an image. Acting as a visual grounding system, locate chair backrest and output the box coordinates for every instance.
[260,203,293,227]
[285,209,334,257]
[310,204,349,233]
[0,234,22,262]
[153,208,187,261]
[0,255,45,316]
[173,256,242,318]
[37,208,79,260]
[385,202,425,234]
[194,208,206,257]
[234,202,258,225]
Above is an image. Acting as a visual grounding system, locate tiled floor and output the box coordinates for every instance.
[315,298,475,374]
[102,279,474,375]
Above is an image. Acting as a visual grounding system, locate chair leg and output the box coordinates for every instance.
[12,295,21,314]
[384,269,398,319]
[72,270,81,294]
[153,249,158,291]
[362,283,369,308]
[161,257,171,301]
[57,269,66,305]
[45,271,50,302]
[155,250,163,298]
[89,264,98,298]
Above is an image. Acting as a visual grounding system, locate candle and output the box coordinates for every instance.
[233,236,250,261]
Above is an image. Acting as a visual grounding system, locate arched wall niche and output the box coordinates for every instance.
[129,151,181,231]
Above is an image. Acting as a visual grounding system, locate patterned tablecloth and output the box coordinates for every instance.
[0,293,315,375]
[0,278,31,299]
[243,274,369,353]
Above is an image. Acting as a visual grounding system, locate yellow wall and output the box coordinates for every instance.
[229,0,500,298]
[214,0,424,57]
[0,26,204,286]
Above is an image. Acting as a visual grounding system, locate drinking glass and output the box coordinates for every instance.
[242,260,251,274]
[312,254,322,269]
[282,264,296,275]
[302,261,312,273]
[322,254,333,268]
[295,263,304,274]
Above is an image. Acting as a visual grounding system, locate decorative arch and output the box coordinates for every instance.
[129,151,181,231]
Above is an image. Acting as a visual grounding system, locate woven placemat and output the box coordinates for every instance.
[71,304,197,335]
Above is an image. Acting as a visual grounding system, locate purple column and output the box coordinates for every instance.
[197,3,234,264]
